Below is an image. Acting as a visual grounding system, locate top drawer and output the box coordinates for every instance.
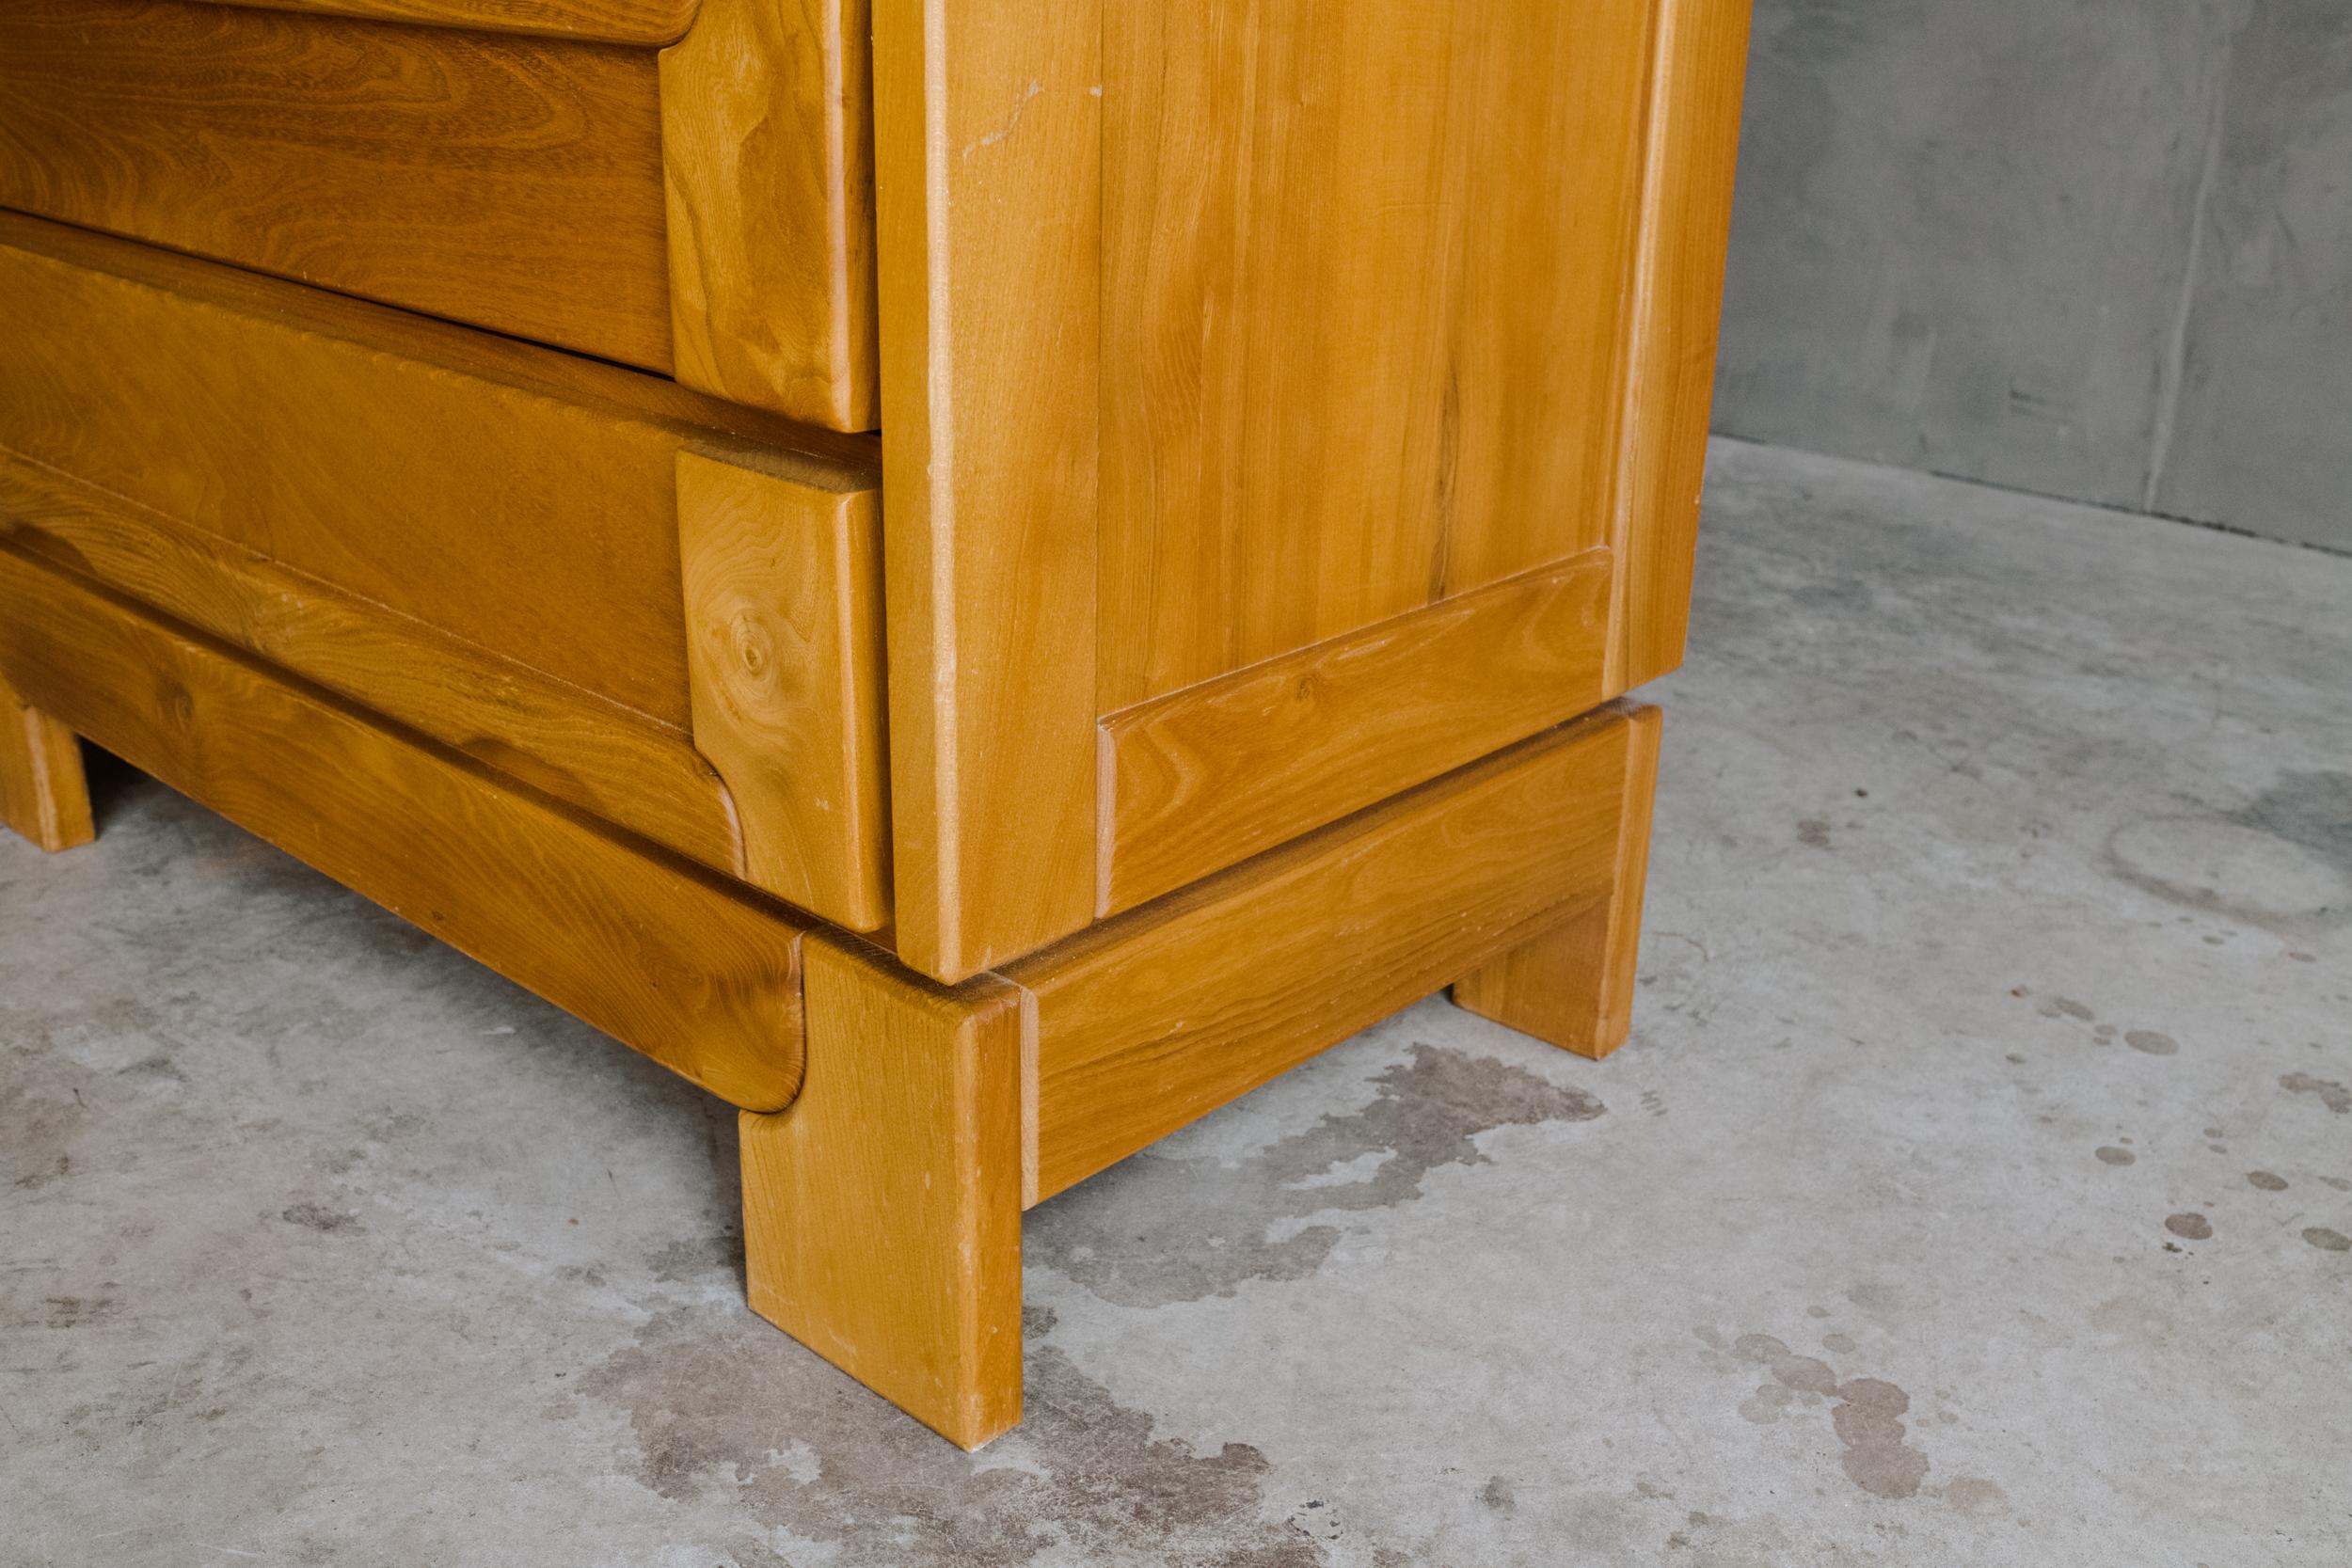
[0,0,875,430]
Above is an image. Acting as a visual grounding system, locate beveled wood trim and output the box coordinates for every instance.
[0,667,92,854]
[1096,548,1617,916]
[873,0,1104,981]
[0,448,747,887]
[741,934,1024,1449]
[1607,0,1754,689]
[678,452,891,932]
[662,0,879,429]
[0,548,808,1111]
[1009,702,1649,1207]
[188,0,700,44]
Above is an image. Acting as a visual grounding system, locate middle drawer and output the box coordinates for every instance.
[0,0,875,431]
[0,212,889,931]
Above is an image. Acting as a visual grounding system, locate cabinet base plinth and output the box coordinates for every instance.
[4,566,1664,1449]
[0,671,92,854]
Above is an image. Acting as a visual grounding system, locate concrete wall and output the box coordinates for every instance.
[1712,0,2352,552]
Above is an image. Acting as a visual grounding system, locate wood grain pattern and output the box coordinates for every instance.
[740,935,1024,1449]
[873,0,1104,980]
[1098,549,1615,914]
[0,0,675,368]
[1010,703,1648,1206]
[1094,0,1660,710]
[0,668,92,854]
[0,211,878,463]
[0,213,875,736]
[0,548,808,1112]
[1453,704,1661,1057]
[678,453,890,932]
[662,0,877,430]
[0,449,746,885]
[1607,0,1753,690]
[195,0,700,46]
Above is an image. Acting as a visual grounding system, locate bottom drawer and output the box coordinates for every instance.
[0,547,808,1111]
[0,214,888,931]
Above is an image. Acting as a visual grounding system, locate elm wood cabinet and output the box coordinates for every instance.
[0,0,1751,1448]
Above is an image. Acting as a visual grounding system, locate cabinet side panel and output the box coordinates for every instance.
[1610,0,1753,689]
[1094,0,1659,709]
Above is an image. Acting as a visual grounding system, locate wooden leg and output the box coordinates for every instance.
[739,933,1025,1449]
[1452,705,1662,1059]
[0,671,93,853]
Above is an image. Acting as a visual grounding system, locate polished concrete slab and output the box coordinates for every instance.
[5,439,2348,1566]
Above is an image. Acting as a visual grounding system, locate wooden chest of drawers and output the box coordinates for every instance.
[0,0,1750,1446]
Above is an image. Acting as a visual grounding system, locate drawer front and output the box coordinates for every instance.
[0,213,889,931]
[0,0,876,430]
[192,0,701,45]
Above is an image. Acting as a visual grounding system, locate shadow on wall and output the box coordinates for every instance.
[1711,0,2352,553]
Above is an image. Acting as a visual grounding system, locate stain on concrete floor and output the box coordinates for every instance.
[5,441,2350,1566]
[1025,1043,1605,1309]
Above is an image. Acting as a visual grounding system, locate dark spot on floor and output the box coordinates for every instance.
[1716,1332,1934,1500]
[2104,774,2352,933]
[2095,1147,2136,1166]
[2280,1073,2351,1115]
[1478,1475,1517,1513]
[2304,1228,2351,1253]
[2247,1171,2289,1192]
[1797,819,1833,848]
[1821,1332,1856,1354]
[2123,1031,2178,1056]
[648,1233,744,1287]
[2050,997,2095,1022]
[1735,1333,1838,1396]
[2165,1213,2213,1241]
[2236,770,2352,889]
[279,1202,360,1234]
[1027,1043,1604,1307]
[1831,1378,1930,1499]
[39,1294,120,1329]
[14,1151,72,1192]
[1941,1475,2009,1516]
[577,1307,1333,1568]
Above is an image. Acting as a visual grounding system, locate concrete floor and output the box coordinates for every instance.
[4,439,2347,1566]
